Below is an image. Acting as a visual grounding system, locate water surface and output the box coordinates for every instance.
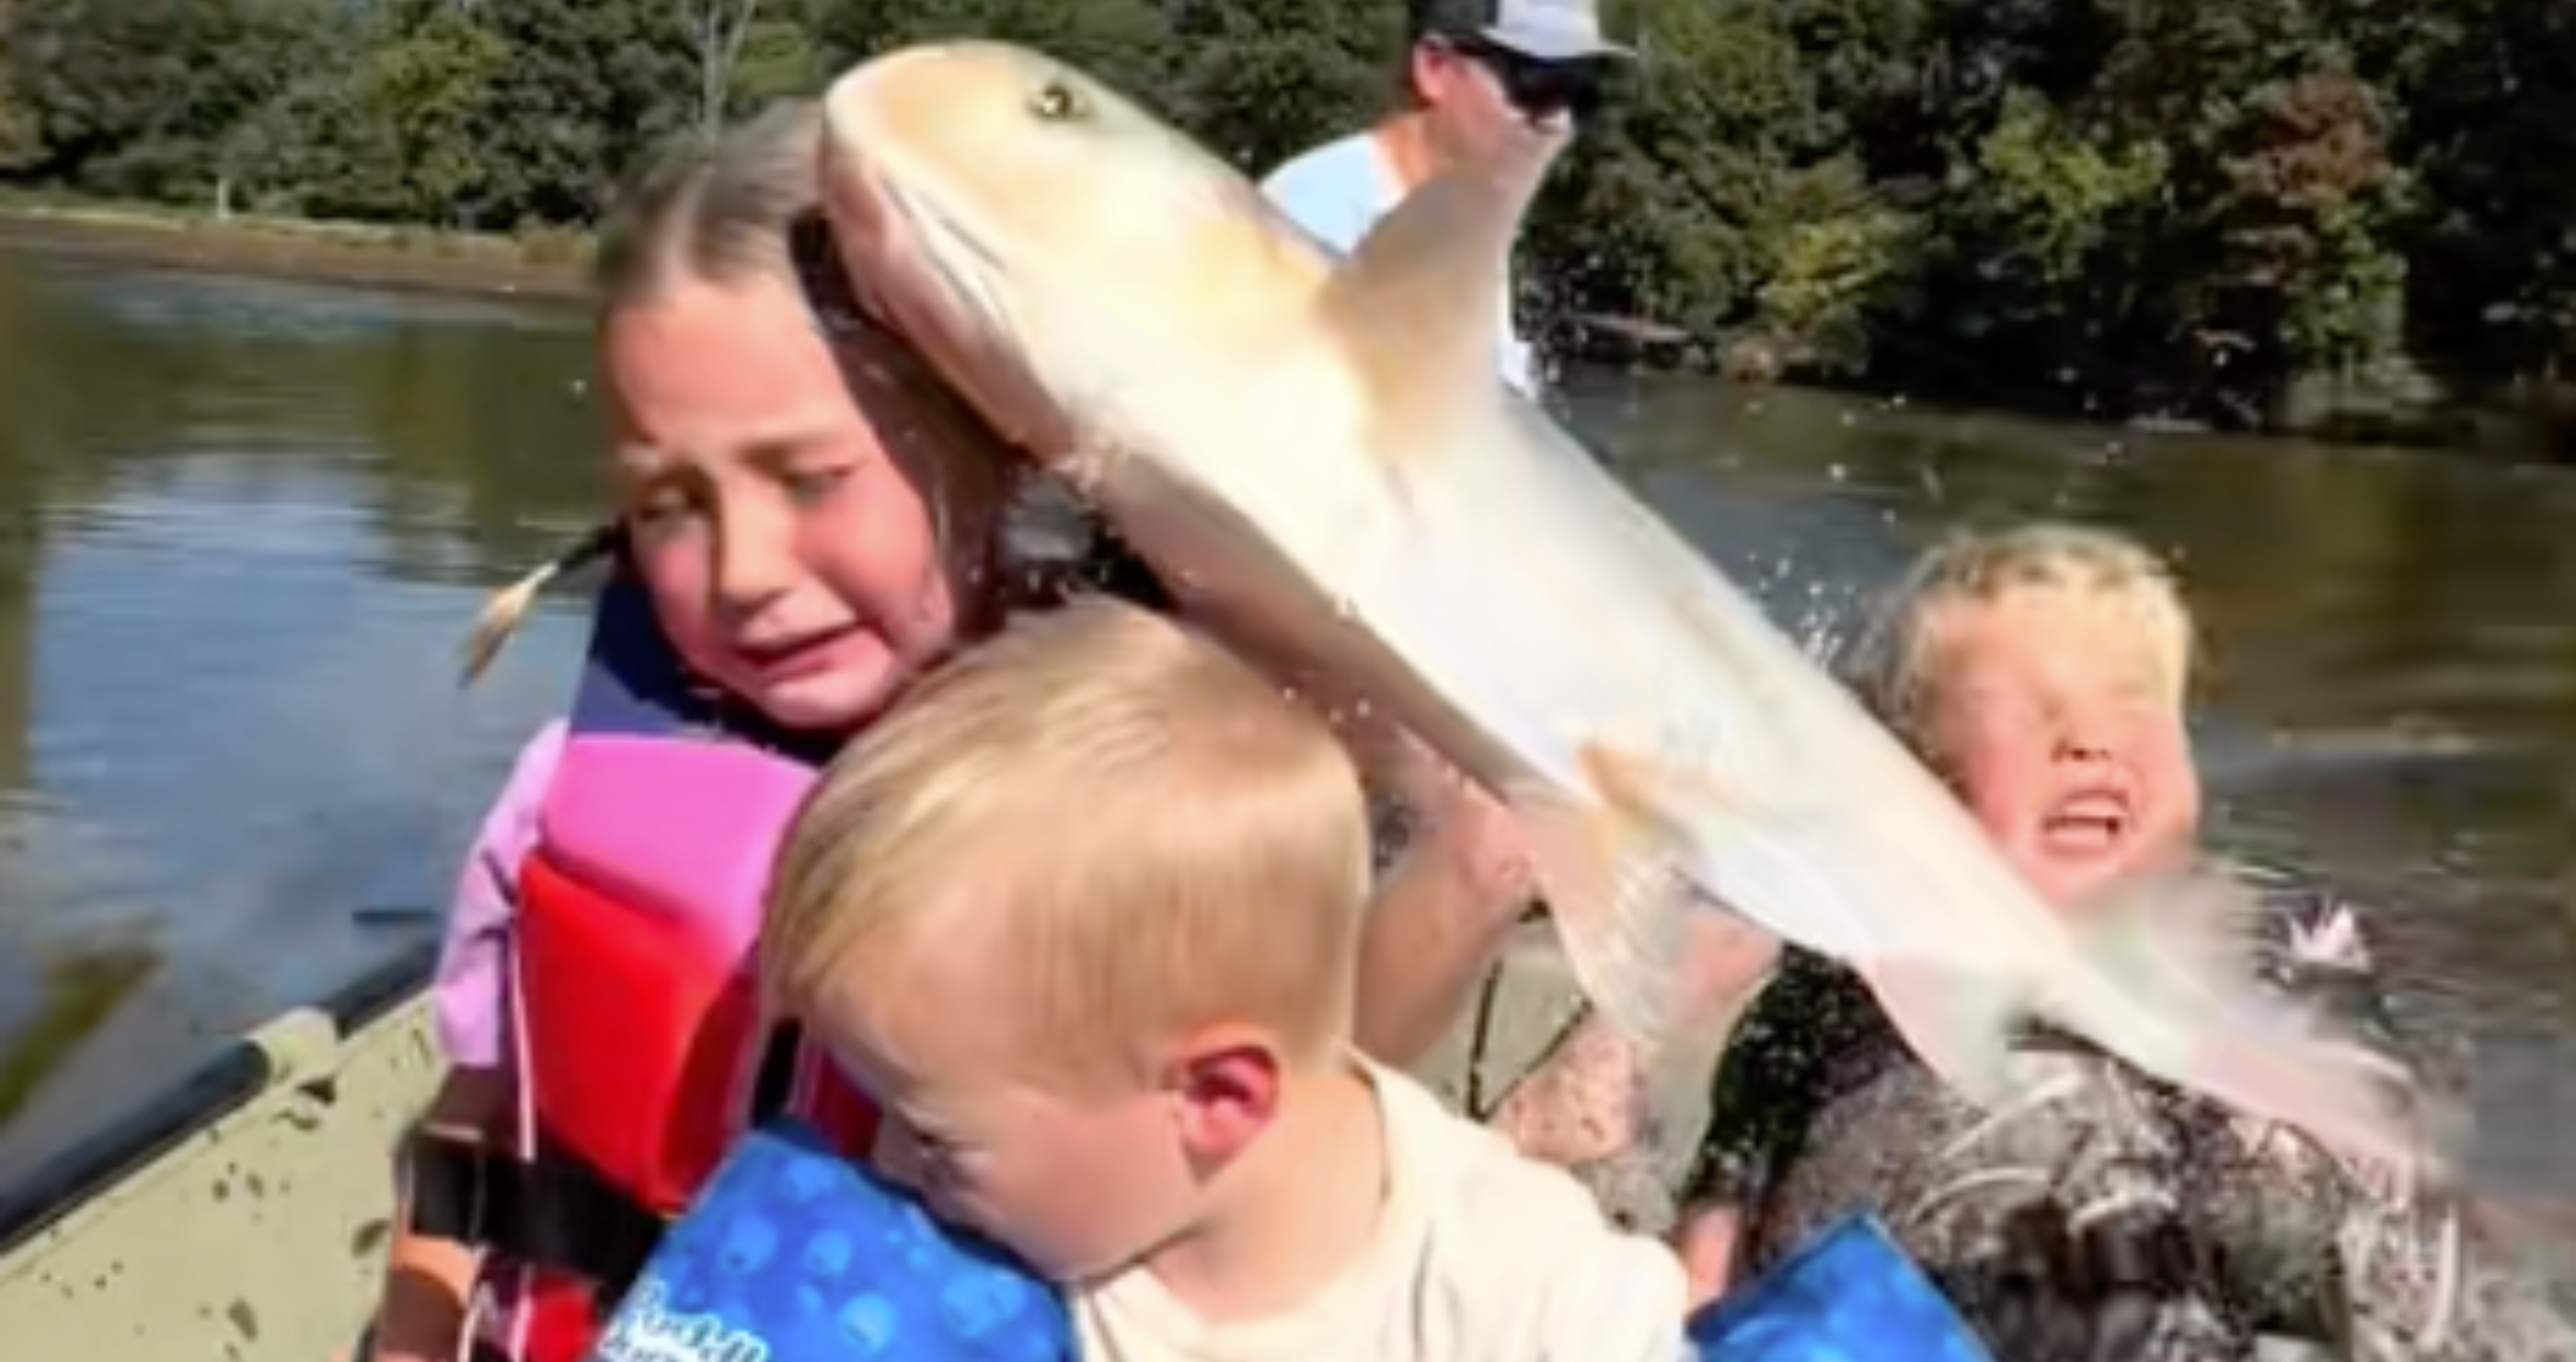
[2,244,2570,1191]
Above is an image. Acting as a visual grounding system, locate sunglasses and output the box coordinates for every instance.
[1440,36,1608,122]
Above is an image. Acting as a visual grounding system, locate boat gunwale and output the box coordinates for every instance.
[0,937,440,1254]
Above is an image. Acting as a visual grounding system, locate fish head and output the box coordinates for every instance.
[820,40,1334,477]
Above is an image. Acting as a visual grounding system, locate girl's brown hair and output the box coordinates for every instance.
[459,100,1035,686]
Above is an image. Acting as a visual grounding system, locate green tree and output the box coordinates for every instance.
[1157,0,1402,173]
[316,2,517,225]
[0,0,37,171]
[1,0,2570,442]
[2078,0,2409,421]
[458,0,696,227]
[3,0,351,202]
[1529,0,1853,340]
[1873,88,2168,410]
[2386,0,2576,390]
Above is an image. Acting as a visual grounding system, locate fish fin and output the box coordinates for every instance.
[1315,133,1568,422]
[2066,859,2270,998]
[2458,1196,2576,1330]
[1501,779,1699,1052]
[2044,862,2432,1183]
[1856,957,2030,1111]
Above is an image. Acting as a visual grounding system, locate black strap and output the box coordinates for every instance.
[407,1133,666,1299]
[748,1021,804,1125]
[402,1022,811,1299]
[404,1126,486,1243]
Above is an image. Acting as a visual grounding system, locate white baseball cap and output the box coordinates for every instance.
[1416,0,1635,63]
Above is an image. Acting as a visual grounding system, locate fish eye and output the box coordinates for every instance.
[1030,78,1084,121]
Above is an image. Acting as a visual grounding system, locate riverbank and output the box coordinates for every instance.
[6,192,2570,466]
[0,195,590,305]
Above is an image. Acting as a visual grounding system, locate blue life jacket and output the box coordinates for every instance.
[588,1114,1993,1362]
[585,1119,1070,1362]
[1690,1212,1995,1361]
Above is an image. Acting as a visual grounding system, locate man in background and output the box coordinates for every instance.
[1260,0,1629,398]
[1263,1,1786,1241]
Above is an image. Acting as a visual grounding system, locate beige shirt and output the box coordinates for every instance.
[1072,1064,1693,1362]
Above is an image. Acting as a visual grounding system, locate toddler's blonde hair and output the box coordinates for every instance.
[761,597,1371,1089]
[1844,522,2195,747]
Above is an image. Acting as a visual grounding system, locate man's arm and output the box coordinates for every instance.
[1352,734,1533,1066]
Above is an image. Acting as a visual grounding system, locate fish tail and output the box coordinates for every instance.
[1545,859,1701,1052]
[1502,781,1700,1050]
[1856,957,2029,1110]
[2044,863,2431,1182]
[460,522,622,687]
[2050,871,2576,1323]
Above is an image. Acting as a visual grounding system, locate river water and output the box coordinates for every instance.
[1,242,2570,1192]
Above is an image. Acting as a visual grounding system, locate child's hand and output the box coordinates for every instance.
[1672,1199,1743,1311]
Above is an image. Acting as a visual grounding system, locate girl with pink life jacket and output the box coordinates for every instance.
[362,99,1539,1362]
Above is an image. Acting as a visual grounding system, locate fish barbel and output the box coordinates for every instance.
[812,40,2427,1176]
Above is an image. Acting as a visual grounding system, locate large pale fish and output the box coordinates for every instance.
[811,40,2429,1177]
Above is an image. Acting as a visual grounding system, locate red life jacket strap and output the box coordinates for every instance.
[519,1274,613,1362]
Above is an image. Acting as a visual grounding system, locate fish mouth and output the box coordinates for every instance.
[880,179,1010,336]
[842,162,1006,360]
[837,157,1068,458]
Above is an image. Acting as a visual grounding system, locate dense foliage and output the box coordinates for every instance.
[4,0,2570,433]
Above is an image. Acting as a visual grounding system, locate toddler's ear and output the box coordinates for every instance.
[1166,1027,1282,1172]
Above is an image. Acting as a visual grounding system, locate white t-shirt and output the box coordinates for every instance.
[1259,132,1540,397]
[1070,1063,1692,1362]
